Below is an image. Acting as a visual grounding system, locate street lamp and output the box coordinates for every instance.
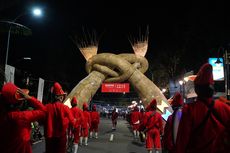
[11,57,32,66]
[215,47,230,100]
[4,7,43,67]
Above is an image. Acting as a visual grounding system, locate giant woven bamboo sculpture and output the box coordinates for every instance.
[64,29,172,114]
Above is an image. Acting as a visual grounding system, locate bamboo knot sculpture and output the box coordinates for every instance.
[64,29,172,114]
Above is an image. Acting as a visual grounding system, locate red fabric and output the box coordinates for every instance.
[92,104,97,111]
[0,97,46,153]
[52,82,66,95]
[71,97,78,106]
[44,102,76,153]
[145,99,157,111]
[90,111,100,132]
[130,110,141,130]
[171,92,183,107]
[139,111,145,125]
[162,114,176,153]
[176,98,230,153]
[44,102,75,138]
[71,107,85,143]
[46,137,67,153]
[141,110,163,150]
[1,82,20,104]
[82,110,91,137]
[149,99,157,109]
[83,103,88,111]
[194,63,214,85]
[111,111,118,121]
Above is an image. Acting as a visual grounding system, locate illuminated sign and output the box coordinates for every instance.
[208,58,224,81]
[101,83,130,93]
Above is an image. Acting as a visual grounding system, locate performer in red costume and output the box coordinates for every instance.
[44,82,76,153]
[176,63,230,153]
[111,108,118,130]
[70,96,85,153]
[162,92,183,153]
[130,106,141,139]
[140,99,163,153]
[90,104,100,139]
[0,82,46,153]
[80,102,91,146]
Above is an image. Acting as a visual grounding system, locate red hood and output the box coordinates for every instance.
[1,83,19,105]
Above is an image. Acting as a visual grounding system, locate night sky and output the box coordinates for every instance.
[0,1,230,91]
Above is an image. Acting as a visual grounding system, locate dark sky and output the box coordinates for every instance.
[0,1,230,90]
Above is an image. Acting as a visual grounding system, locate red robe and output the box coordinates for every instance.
[162,108,182,153]
[176,97,230,153]
[0,97,46,153]
[71,107,85,143]
[44,102,76,153]
[141,110,163,150]
[82,110,91,137]
[90,111,100,132]
[130,110,141,130]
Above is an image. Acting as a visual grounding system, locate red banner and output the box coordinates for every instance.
[101,83,130,93]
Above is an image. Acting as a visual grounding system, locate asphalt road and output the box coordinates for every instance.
[32,117,147,153]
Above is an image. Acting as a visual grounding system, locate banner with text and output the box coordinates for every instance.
[101,83,130,93]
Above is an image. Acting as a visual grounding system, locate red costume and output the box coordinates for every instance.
[141,99,163,152]
[0,83,46,153]
[78,102,91,146]
[130,106,141,130]
[175,63,230,153]
[70,97,85,144]
[90,104,100,138]
[82,103,91,137]
[111,108,118,129]
[44,82,76,153]
[162,92,183,153]
[70,96,85,153]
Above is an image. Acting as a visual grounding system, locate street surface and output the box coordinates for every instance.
[32,117,147,153]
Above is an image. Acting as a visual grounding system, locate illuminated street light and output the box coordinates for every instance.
[162,88,167,93]
[3,7,43,83]
[5,7,43,65]
[214,47,230,100]
[179,80,183,85]
[32,7,43,17]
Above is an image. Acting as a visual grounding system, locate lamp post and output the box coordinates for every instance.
[11,57,32,66]
[179,80,183,94]
[2,7,43,84]
[215,47,230,100]
[4,7,42,67]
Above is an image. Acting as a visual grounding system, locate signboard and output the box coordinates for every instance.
[5,64,15,83]
[37,78,44,102]
[208,58,224,81]
[101,83,130,93]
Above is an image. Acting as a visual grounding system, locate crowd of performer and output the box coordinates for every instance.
[0,62,230,153]
[125,62,230,153]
